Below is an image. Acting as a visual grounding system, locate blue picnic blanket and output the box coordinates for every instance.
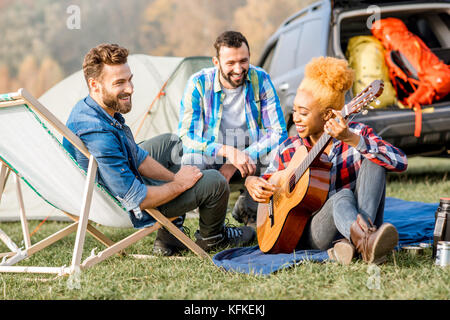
[212,197,438,275]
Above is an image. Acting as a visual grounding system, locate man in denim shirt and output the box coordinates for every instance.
[63,43,255,256]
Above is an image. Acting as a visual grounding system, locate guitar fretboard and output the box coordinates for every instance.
[290,131,332,189]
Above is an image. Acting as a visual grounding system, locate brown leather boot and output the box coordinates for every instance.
[350,214,398,264]
[327,238,356,265]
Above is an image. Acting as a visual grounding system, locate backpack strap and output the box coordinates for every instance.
[413,103,422,138]
[385,51,425,137]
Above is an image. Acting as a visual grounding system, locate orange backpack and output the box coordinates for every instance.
[371,18,450,137]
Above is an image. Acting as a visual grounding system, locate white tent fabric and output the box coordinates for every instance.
[0,54,212,222]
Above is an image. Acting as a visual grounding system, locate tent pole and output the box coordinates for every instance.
[134,80,168,139]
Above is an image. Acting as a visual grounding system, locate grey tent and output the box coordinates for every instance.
[0,54,213,221]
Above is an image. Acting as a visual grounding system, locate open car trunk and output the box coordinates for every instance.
[329,2,450,156]
[333,2,450,103]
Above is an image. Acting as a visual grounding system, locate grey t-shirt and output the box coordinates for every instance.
[219,85,250,150]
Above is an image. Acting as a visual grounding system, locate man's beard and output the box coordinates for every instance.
[101,89,132,114]
[219,64,248,88]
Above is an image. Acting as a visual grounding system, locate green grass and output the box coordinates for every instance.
[0,156,449,300]
[386,156,450,203]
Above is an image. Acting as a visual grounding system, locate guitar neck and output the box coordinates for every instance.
[293,132,332,184]
[293,106,352,184]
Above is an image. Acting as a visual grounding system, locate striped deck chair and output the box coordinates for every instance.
[0,88,210,275]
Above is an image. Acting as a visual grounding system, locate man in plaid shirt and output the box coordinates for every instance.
[178,31,287,229]
[246,57,408,265]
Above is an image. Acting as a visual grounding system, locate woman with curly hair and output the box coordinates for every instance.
[245,56,408,264]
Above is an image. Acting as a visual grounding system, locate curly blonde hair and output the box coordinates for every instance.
[298,56,354,111]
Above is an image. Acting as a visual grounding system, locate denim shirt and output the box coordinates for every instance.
[63,95,149,219]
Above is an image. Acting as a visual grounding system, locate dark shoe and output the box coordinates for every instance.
[327,238,355,265]
[231,190,246,223]
[232,189,257,228]
[194,225,256,252]
[350,214,398,264]
[245,216,257,229]
[153,216,189,256]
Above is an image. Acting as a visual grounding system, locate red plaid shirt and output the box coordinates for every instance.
[262,122,408,196]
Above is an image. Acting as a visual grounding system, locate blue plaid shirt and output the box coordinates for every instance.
[63,95,148,212]
[178,65,288,161]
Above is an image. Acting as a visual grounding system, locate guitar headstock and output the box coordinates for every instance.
[342,80,384,118]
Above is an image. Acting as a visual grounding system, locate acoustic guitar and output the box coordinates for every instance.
[257,80,384,254]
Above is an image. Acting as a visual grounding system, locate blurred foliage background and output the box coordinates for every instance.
[0,0,315,97]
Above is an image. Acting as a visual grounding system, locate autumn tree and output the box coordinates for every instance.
[0,0,318,96]
[139,0,315,62]
[140,0,246,57]
[17,55,39,96]
[36,57,64,96]
[0,64,11,93]
[232,0,316,64]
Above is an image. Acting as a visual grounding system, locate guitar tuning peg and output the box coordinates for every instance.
[362,110,369,115]
[369,105,375,109]
[375,99,381,105]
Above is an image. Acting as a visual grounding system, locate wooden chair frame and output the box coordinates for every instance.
[0,88,210,275]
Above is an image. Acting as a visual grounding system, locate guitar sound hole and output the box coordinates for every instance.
[289,174,296,193]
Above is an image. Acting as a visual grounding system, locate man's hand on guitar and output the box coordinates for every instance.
[324,110,360,148]
[245,176,277,203]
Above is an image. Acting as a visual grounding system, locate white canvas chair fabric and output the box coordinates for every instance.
[0,89,210,275]
[0,103,131,228]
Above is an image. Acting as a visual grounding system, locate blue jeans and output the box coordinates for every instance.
[297,158,386,250]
